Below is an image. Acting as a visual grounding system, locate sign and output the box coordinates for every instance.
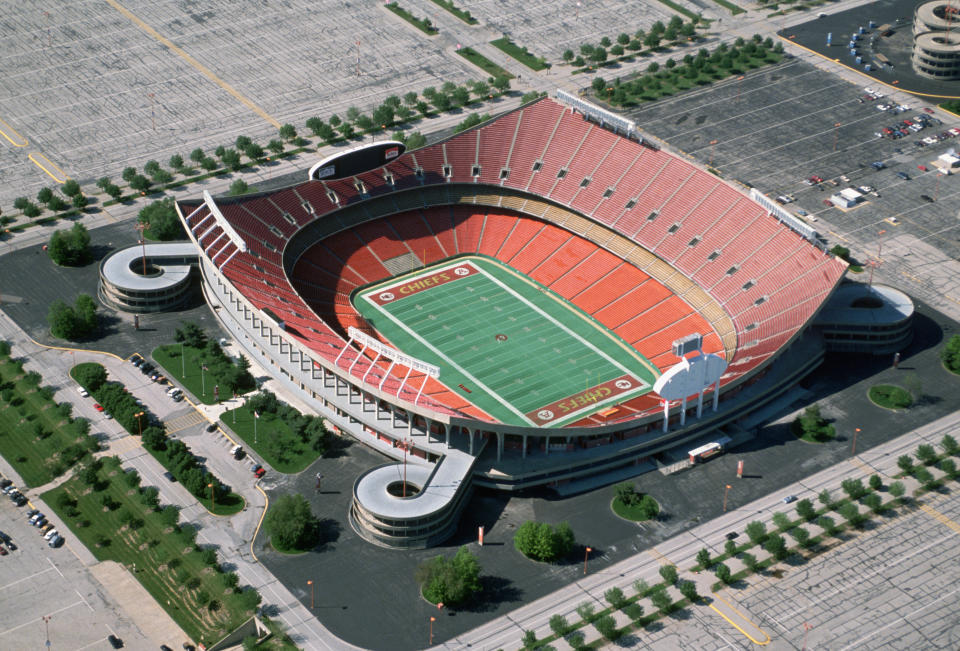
[347,327,440,378]
[313,164,336,179]
[384,146,399,160]
[367,262,477,305]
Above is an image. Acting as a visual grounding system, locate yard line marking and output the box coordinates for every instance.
[472,261,650,386]
[365,278,534,425]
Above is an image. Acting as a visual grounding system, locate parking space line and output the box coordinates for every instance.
[102,0,281,129]
[0,116,27,146]
[0,566,56,591]
[27,152,68,183]
[47,556,64,578]
[76,588,95,612]
[0,600,84,638]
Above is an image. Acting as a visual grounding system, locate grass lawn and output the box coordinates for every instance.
[153,343,232,405]
[790,419,836,443]
[711,0,746,15]
[490,37,549,71]
[869,384,914,409]
[428,0,477,24]
[611,496,660,521]
[197,491,246,516]
[220,406,321,474]
[0,356,95,487]
[457,47,515,79]
[385,2,438,35]
[42,457,259,644]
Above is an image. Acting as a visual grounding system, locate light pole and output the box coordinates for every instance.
[583,546,592,575]
[134,221,149,276]
[429,616,436,645]
[802,622,812,650]
[397,438,412,497]
[736,75,745,103]
[868,229,886,287]
[833,122,841,151]
[723,484,732,512]
[180,341,185,379]
[201,360,206,396]
[709,139,718,167]
[42,615,51,648]
[208,482,215,511]
[307,580,314,609]
[852,428,861,455]
[135,411,144,436]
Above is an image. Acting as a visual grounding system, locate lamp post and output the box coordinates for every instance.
[397,438,412,497]
[723,484,732,512]
[833,122,841,151]
[135,411,144,436]
[736,75,745,103]
[802,622,812,650]
[42,615,51,648]
[852,428,861,455]
[583,546,592,575]
[709,139,718,167]
[134,221,149,276]
[307,580,314,609]
[429,616,436,645]
[180,341,185,379]
[201,360,206,396]
[207,482,215,511]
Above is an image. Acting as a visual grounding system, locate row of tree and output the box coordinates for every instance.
[173,322,257,396]
[13,179,87,220]
[562,16,701,67]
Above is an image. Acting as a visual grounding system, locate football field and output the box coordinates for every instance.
[354,257,659,427]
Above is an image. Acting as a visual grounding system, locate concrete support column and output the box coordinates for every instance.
[662,400,670,432]
[445,424,450,449]
[468,428,474,455]
[713,383,720,411]
[696,389,704,418]
[680,396,687,426]
[496,432,503,461]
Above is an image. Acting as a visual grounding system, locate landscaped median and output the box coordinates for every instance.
[219,389,331,474]
[71,361,244,516]
[152,322,256,405]
[0,341,99,486]
[42,455,261,645]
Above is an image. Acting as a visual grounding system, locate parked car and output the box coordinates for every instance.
[163,471,176,482]
[108,634,123,649]
[94,403,104,412]
[921,194,935,203]
[77,386,89,398]
[0,546,7,556]
[11,493,26,507]
[896,171,910,180]
[924,107,935,114]
[0,478,10,489]
[206,422,218,432]
[49,535,64,548]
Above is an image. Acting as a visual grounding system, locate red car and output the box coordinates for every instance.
[924,107,935,114]
[94,403,104,412]
[918,165,928,171]
[252,464,266,478]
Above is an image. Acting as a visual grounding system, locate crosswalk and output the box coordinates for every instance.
[164,411,208,434]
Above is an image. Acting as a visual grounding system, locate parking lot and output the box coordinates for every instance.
[0,485,154,649]
[627,58,960,267]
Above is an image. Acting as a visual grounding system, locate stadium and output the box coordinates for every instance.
[176,95,848,548]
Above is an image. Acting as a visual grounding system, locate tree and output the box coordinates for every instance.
[279,124,297,142]
[23,202,41,218]
[772,512,791,531]
[916,444,938,466]
[169,154,184,170]
[650,588,673,614]
[791,527,812,548]
[594,614,619,641]
[741,552,758,572]
[48,222,91,266]
[513,521,575,561]
[605,586,626,609]
[74,363,107,392]
[696,548,711,569]
[679,580,699,601]
[869,474,883,491]
[724,539,737,556]
[939,458,957,478]
[888,481,906,501]
[658,564,678,585]
[590,47,607,63]
[795,499,816,522]
[229,179,250,196]
[745,520,767,544]
[841,478,867,500]
[403,91,419,106]
[715,562,732,584]
[73,193,89,210]
[562,49,574,62]
[189,148,205,164]
[130,175,151,192]
[49,195,69,211]
[48,295,97,340]
[592,76,606,93]
[644,33,661,49]
[492,76,511,93]
[862,493,883,514]
[62,179,81,197]
[576,601,595,622]
[549,614,570,636]
[897,454,915,473]
[221,149,242,171]
[244,143,264,161]
[268,139,285,155]
[943,335,960,374]
[37,187,54,204]
[942,434,959,456]
[138,198,183,241]
[264,494,320,551]
[838,502,866,528]
[764,534,788,561]
[521,630,538,649]
[415,546,481,606]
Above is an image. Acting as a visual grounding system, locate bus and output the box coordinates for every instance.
[688,436,732,463]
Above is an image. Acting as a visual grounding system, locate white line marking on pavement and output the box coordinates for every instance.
[0,601,84,638]
[0,566,55,591]
[76,588,94,612]
[47,556,64,578]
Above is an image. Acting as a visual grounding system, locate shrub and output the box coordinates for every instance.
[658,564,678,585]
[415,546,481,606]
[604,586,626,609]
[593,614,620,641]
[548,614,570,636]
[745,520,767,544]
[513,521,575,562]
[764,534,788,560]
[576,601,595,622]
[715,562,731,584]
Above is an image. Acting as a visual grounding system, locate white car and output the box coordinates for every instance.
[77,386,88,398]
[923,136,937,144]
[875,104,889,111]
[43,528,58,541]
[949,128,960,136]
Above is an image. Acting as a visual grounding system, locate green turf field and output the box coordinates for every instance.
[353,256,658,427]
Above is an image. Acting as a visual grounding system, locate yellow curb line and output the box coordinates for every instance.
[0,117,28,147]
[780,36,960,100]
[250,484,268,563]
[710,591,771,645]
[28,152,69,183]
